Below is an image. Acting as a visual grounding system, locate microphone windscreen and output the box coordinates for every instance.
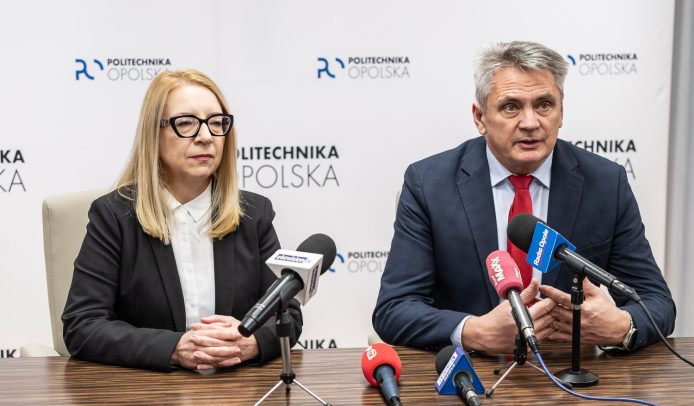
[485,250,524,299]
[435,345,455,374]
[361,343,402,387]
[297,233,336,274]
[435,346,486,396]
[507,213,543,252]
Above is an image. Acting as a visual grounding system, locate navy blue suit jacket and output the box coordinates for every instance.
[373,136,675,351]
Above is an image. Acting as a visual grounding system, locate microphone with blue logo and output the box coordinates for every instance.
[239,233,336,337]
[507,213,640,302]
[508,214,607,387]
[508,215,694,375]
[435,346,484,406]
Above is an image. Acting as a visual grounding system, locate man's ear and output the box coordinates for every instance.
[472,102,486,135]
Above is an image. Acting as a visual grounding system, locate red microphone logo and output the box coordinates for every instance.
[365,345,377,361]
[485,250,523,300]
[361,343,402,387]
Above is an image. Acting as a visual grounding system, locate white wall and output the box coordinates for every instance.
[0,0,675,356]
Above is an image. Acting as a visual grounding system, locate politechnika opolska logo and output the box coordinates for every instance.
[75,57,172,81]
[0,148,26,193]
[317,56,410,80]
[297,338,338,349]
[329,250,389,273]
[566,52,638,76]
[237,145,340,189]
[569,138,637,179]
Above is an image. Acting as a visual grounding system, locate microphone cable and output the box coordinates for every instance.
[534,352,657,405]
[638,300,694,367]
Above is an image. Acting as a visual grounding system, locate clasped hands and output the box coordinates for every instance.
[170,315,260,371]
[463,278,632,354]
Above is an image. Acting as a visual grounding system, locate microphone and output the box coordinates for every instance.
[238,234,336,337]
[361,343,403,406]
[507,214,640,302]
[435,346,483,406]
[486,250,540,353]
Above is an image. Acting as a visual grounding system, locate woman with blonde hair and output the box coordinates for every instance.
[62,69,302,371]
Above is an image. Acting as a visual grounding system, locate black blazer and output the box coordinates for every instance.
[62,188,302,370]
[373,137,675,350]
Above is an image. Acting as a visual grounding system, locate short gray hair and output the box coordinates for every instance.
[474,41,569,111]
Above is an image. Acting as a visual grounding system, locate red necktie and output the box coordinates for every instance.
[507,175,534,288]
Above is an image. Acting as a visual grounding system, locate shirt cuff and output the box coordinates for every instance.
[450,315,472,348]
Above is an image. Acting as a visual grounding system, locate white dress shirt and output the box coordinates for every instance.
[450,146,553,348]
[164,183,216,330]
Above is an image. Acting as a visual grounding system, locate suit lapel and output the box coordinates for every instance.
[148,236,187,331]
[544,140,584,287]
[213,231,236,316]
[456,138,500,306]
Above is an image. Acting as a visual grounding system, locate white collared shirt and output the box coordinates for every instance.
[450,145,553,347]
[164,183,216,330]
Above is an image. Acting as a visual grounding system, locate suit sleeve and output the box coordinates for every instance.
[62,197,184,371]
[250,197,303,363]
[609,167,676,350]
[372,164,467,349]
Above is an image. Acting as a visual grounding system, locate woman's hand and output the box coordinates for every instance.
[189,315,260,370]
[170,315,259,370]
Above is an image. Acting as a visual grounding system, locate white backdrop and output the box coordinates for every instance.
[0,0,675,356]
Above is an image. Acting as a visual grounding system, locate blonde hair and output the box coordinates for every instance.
[116,69,243,244]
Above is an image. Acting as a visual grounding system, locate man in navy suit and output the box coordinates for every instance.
[373,41,675,354]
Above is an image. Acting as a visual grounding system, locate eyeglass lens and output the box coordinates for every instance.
[173,115,232,137]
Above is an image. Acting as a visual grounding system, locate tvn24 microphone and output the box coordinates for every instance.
[435,346,484,406]
[361,343,403,406]
[486,250,540,354]
[239,233,336,337]
[507,213,640,302]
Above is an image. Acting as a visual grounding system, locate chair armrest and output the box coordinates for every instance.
[20,343,60,357]
[368,331,384,345]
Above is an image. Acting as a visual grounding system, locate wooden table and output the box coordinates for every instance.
[1,338,693,405]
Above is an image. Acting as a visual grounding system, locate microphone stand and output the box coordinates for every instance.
[253,300,332,406]
[486,333,547,397]
[553,272,599,387]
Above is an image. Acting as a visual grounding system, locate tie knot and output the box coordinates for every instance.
[509,175,533,190]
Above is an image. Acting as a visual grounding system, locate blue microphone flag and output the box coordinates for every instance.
[435,346,484,395]
[527,222,576,273]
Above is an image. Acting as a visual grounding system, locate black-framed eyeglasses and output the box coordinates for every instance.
[160,113,234,138]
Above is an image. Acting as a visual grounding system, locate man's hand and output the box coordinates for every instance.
[540,278,631,345]
[462,279,558,354]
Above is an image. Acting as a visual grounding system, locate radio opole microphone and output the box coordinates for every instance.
[507,213,575,274]
[239,234,336,337]
[507,214,640,302]
[361,343,403,406]
[435,346,484,406]
[486,250,541,354]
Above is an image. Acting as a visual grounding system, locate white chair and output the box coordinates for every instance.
[367,332,385,346]
[20,189,108,357]
[364,189,402,347]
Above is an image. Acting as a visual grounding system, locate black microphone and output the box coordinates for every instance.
[435,346,482,406]
[238,234,336,337]
[486,250,540,354]
[507,214,640,302]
